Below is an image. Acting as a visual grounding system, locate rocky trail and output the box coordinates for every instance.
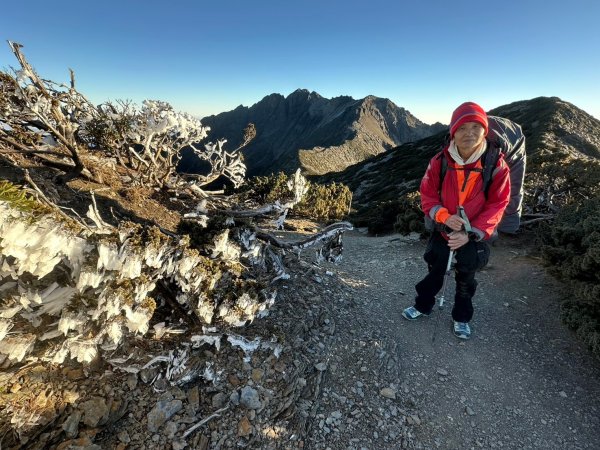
[303,230,600,450]
[3,228,600,450]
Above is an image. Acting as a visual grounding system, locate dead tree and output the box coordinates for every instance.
[0,42,251,192]
[0,41,96,179]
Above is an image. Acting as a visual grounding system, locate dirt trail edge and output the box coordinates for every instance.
[304,229,600,450]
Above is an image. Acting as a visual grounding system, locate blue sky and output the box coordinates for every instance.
[1,0,599,124]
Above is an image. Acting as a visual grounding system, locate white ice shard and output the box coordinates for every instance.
[124,304,153,334]
[76,270,106,290]
[58,310,88,335]
[0,333,36,361]
[101,320,123,350]
[227,334,261,361]
[97,243,121,272]
[0,318,13,341]
[36,285,76,316]
[68,337,98,363]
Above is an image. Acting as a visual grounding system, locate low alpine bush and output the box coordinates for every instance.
[540,196,600,357]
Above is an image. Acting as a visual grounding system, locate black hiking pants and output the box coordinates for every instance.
[414,232,489,323]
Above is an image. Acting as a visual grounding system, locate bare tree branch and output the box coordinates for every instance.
[23,169,91,230]
[254,222,353,251]
[5,41,91,175]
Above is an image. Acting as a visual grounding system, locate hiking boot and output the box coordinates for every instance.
[453,321,471,339]
[402,306,429,321]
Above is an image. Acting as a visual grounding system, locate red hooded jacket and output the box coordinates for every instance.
[421,144,511,240]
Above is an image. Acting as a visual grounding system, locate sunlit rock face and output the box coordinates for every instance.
[182,89,445,177]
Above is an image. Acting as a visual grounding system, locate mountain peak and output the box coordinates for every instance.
[287,89,323,101]
[194,91,444,177]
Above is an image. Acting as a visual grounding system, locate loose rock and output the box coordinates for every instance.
[238,416,253,437]
[380,388,397,399]
[240,386,262,410]
[80,397,109,428]
[147,399,183,432]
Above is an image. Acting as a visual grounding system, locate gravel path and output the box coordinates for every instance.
[4,227,598,449]
[304,230,600,450]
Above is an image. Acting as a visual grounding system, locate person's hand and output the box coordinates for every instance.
[448,231,469,250]
[444,214,465,232]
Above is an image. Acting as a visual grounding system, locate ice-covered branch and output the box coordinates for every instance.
[254,221,353,252]
[2,43,242,190]
[3,41,96,177]
[0,200,277,367]
[185,139,247,189]
[216,169,309,229]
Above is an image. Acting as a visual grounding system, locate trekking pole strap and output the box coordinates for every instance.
[458,206,472,232]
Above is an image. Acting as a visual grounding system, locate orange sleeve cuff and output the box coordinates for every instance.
[435,208,451,224]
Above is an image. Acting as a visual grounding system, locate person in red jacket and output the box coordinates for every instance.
[402,102,511,339]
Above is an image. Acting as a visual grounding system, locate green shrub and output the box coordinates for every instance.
[0,180,47,215]
[79,102,135,154]
[561,288,600,357]
[540,196,600,357]
[393,191,426,235]
[240,172,291,204]
[350,191,426,236]
[242,172,352,221]
[353,200,400,235]
[295,182,352,221]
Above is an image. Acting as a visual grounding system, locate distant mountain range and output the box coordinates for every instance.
[319,96,600,211]
[179,89,445,177]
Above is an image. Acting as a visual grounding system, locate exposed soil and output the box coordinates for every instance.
[0,155,184,232]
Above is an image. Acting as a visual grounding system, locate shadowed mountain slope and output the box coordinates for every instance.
[319,96,600,210]
[180,89,444,177]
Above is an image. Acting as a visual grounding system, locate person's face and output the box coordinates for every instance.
[454,122,486,156]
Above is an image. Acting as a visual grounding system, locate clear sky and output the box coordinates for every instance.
[1,0,599,124]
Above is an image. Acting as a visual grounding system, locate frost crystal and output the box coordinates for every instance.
[227,335,261,362]
[0,318,13,341]
[0,333,36,361]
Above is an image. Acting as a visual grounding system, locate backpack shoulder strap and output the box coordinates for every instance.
[437,152,447,193]
[482,142,502,198]
[434,151,447,196]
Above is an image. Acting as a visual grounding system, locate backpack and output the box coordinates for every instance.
[437,116,526,234]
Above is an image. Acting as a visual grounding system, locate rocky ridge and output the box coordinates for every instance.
[181,89,444,177]
[320,96,600,211]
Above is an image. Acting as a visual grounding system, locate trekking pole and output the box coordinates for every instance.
[432,248,454,343]
[431,206,471,343]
